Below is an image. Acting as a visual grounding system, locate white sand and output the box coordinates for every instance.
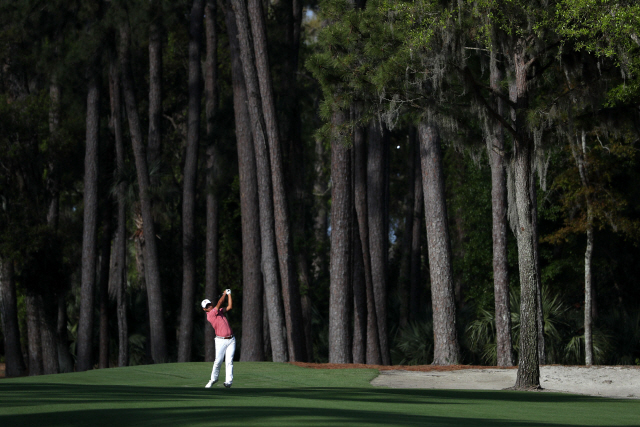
[371,366,640,399]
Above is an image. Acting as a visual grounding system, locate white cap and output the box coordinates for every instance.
[201,299,212,308]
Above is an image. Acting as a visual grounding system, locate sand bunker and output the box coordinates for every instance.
[370,365,640,399]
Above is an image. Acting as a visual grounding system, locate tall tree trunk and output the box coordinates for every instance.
[226,4,264,361]
[511,43,540,388]
[57,293,73,373]
[109,60,129,367]
[530,171,545,365]
[285,0,314,362]
[247,0,307,362]
[25,295,42,375]
[312,135,329,279]
[204,0,220,363]
[352,209,367,364]
[99,204,112,369]
[418,122,460,365]
[328,110,352,364]
[409,136,423,321]
[178,0,205,363]
[231,0,288,362]
[47,72,61,229]
[119,23,168,364]
[398,128,418,329]
[148,0,163,184]
[353,122,381,365]
[0,259,26,377]
[584,212,594,365]
[489,48,515,367]
[40,73,62,376]
[571,130,594,365]
[368,122,390,365]
[38,292,59,375]
[77,73,101,372]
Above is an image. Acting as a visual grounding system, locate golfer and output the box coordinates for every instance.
[202,289,235,388]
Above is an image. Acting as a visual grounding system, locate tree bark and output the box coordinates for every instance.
[119,23,168,364]
[231,0,288,362]
[352,209,367,364]
[353,122,381,365]
[204,0,220,363]
[398,128,417,329]
[511,43,540,388]
[99,203,113,369]
[418,122,460,365]
[571,130,594,365]
[312,135,329,279]
[247,0,307,362]
[178,0,205,363]
[39,292,59,375]
[25,294,42,376]
[0,258,26,377]
[77,72,100,372]
[367,122,391,365]
[57,293,73,373]
[109,60,129,367]
[410,136,423,320]
[489,48,515,367]
[225,1,265,361]
[530,171,545,364]
[328,110,352,364]
[148,0,163,186]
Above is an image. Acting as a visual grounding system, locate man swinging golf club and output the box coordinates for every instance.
[202,289,235,388]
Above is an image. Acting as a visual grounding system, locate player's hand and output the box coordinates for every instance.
[226,289,231,295]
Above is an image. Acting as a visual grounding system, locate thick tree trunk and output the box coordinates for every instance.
[530,173,545,364]
[511,44,540,389]
[39,292,59,375]
[178,0,205,363]
[226,5,264,361]
[328,110,352,364]
[148,1,162,185]
[109,61,129,367]
[247,0,307,362]
[119,23,168,364]
[489,49,515,367]
[231,0,288,362]
[25,295,42,375]
[353,123,381,365]
[418,123,460,366]
[367,122,391,365]
[204,0,219,363]
[77,73,100,372]
[0,259,26,377]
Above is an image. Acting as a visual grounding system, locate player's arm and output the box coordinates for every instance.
[225,289,232,311]
[214,293,226,310]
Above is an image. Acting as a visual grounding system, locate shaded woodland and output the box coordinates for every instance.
[1,0,639,389]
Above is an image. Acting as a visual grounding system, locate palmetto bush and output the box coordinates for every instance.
[392,319,434,365]
[466,285,580,365]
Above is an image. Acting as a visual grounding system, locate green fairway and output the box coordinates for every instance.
[0,363,638,426]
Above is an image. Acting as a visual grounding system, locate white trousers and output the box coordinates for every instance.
[211,336,236,384]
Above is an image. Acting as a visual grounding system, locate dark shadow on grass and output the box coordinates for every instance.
[0,384,637,427]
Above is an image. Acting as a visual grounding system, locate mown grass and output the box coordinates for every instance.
[0,362,638,426]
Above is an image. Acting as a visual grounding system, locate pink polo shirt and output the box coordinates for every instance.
[206,307,233,338]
